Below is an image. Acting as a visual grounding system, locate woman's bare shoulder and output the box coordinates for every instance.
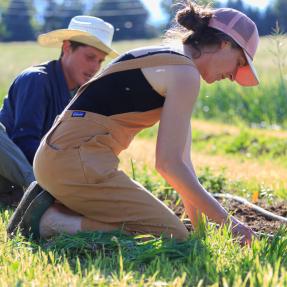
[142,64,200,97]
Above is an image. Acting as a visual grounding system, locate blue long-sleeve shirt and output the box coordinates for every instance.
[0,60,70,164]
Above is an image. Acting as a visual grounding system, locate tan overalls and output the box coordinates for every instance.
[34,53,195,240]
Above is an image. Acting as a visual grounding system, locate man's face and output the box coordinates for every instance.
[61,41,107,90]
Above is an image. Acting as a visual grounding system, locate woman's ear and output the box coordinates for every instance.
[220,41,231,49]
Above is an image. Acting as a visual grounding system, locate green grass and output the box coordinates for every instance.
[1,190,287,286]
[195,78,287,127]
[192,129,287,161]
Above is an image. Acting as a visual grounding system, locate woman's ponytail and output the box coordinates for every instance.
[176,2,212,33]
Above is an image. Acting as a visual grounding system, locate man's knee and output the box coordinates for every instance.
[0,129,34,188]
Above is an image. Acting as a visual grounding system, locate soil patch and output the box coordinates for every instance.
[220,199,287,235]
[169,198,287,235]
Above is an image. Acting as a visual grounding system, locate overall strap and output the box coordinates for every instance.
[68,53,195,109]
[100,53,195,78]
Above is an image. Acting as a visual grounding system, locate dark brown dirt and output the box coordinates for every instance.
[220,199,287,234]
[170,198,287,235]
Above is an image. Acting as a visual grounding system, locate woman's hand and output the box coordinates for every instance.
[229,216,256,246]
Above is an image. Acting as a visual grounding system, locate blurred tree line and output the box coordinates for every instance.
[0,0,286,42]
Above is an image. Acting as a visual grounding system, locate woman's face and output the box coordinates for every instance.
[201,41,247,84]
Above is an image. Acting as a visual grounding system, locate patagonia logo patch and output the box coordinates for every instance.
[72,111,86,118]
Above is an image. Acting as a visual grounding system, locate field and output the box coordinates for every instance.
[0,36,287,286]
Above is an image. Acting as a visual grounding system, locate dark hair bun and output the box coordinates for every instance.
[176,2,212,32]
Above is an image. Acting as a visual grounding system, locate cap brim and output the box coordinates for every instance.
[235,50,259,87]
[37,29,119,59]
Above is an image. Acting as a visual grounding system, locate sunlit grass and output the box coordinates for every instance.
[1,205,287,286]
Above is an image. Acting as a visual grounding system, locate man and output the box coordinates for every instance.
[0,15,118,206]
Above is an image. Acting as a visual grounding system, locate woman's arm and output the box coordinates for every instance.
[182,118,255,244]
[155,65,229,225]
[181,123,204,227]
[155,65,254,244]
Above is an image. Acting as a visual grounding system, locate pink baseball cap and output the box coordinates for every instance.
[208,8,259,86]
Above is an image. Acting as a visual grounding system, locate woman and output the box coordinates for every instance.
[8,2,259,244]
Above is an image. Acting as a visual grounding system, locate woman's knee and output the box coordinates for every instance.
[171,224,189,241]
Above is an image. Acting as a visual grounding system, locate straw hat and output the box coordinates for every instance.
[38,15,118,59]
